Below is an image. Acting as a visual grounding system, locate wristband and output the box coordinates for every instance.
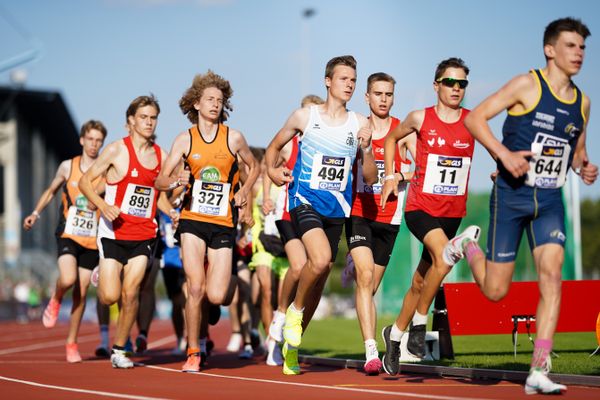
[32,210,40,219]
[362,144,372,153]
[383,174,395,182]
[168,178,181,190]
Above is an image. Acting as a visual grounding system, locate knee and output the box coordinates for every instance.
[207,290,226,305]
[485,285,510,302]
[98,288,119,306]
[289,261,304,280]
[309,255,330,274]
[356,268,374,289]
[120,289,139,306]
[59,275,76,289]
[187,283,206,303]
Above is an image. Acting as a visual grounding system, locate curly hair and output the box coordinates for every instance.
[179,70,233,124]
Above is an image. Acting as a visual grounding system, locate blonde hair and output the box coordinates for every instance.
[179,70,233,123]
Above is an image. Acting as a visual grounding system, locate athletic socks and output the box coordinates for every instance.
[199,337,207,354]
[531,339,552,370]
[290,302,305,313]
[464,240,484,263]
[99,324,109,348]
[364,339,378,361]
[390,323,404,342]
[412,311,428,326]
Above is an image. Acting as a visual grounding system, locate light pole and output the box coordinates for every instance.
[301,8,316,97]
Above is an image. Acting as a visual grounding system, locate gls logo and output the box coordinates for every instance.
[323,156,345,166]
[437,156,462,168]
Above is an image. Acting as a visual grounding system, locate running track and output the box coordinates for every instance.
[1,320,597,399]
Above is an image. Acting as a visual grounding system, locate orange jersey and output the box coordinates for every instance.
[180,124,240,228]
[57,156,101,249]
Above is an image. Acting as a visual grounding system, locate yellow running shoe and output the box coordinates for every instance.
[283,305,303,347]
[282,342,300,375]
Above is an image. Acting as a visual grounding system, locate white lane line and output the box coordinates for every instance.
[0,375,171,400]
[0,333,99,355]
[142,364,498,400]
[147,335,176,350]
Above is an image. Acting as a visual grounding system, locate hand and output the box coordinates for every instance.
[357,126,372,149]
[178,167,191,187]
[262,198,274,215]
[380,179,398,211]
[268,166,293,187]
[169,209,180,230]
[490,170,499,182]
[238,203,254,227]
[100,204,121,222]
[237,234,249,249]
[498,150,534,178]
[23,214,39,230]
[580,159,599,185]
[234,191,248,208]
[87,202,98,211]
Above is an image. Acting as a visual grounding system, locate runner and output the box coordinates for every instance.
[347,72,415,375]
[155,70,259,373]
[380,58,479,376]
[451,17,597,395]
[266,55,377,375]
[23,120,107,363]
[79,95,169,369]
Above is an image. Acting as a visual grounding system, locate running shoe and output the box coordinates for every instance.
[66,343,82,363]
[381,325,400,376]
[239,344,253,360]
[111,349,134,369]
[524,369,567,395]
[42,297,60,328]
[341,253,356,288]
[282,342,300,375]
[135,334,147,354]
[363,357,382,375]
[95,344,110,358]
[226,332,242,352]
[283,305,303,348]
[269,310,286,343]
[266,337,283,366]
[182,352,201,372]
[442,225,481,266]
[406,323,426,359]
[91,266,100,288]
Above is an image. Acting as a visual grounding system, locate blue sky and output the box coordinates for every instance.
[1,0,599,198]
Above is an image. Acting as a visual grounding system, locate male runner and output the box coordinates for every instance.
[24,120,107,363]
[266,55,377,375]
[380,58,479,376]
[347,72,415,374]
[155,70,259,373]
[80,95,168,369]
[450,18,598,395]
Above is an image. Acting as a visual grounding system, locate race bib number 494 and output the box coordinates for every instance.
[309,153,351,192]
[121,184,154,218]
[422,154,471,196]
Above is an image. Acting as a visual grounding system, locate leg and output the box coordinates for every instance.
[136,257,160,352]
[181,233,207,355]
[113,256,147,348]
[351,246,377,342]
[66,267,92,344]
[43,254,78,328]
[256,264,274,332]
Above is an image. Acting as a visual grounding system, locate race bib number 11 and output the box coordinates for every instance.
[422,154,471,196]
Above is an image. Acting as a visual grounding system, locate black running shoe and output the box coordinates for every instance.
[381,325,400,376]
[406,324,426,359]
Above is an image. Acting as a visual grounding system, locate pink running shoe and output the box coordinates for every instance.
[91,266,100,288]
[42,297,60,328]
[364,357,382,375]
[66,343,82,363]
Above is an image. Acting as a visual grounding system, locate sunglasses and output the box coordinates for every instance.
[436,77,469,89]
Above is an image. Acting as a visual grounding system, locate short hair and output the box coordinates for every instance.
[79,120,107,139]
[434,57,470,81]
[300,94,324,108]
[249,146,265,162]
[324,55,357,79]
[179,70,233,124]
[544,17,590,46]
[126,94,160,122]
[367,72,396,92]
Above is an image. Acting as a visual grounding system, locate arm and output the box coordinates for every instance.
[265,108,308,186]
[380,110,423,210]
[23,160,70,230]
[396,135,416,182]
[230,129,259,209]
[356,114,377,185]
[155,133,190,191]
[571,96,598,184]
[79,142,122,222]
[262,170,275,215]
[464,74,536,178]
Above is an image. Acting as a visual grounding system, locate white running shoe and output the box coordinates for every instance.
[442,225,481,266]
[269,310,286,343]
[266,337,284,366]
[226,332,242,352]
[110,349,134,369]
[524,369,567,395]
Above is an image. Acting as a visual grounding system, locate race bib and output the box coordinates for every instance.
[422,154,471,196]
[525,141,570,189]
[357,160,385,194]
[309,153,351,192]
[121,184,155,218]
[64,206,97,237]
[263,212,279,236]
[190,180,230,216]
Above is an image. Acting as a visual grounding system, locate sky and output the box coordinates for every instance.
[1,0,600,198]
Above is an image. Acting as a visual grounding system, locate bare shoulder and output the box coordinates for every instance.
[354,112,369,127]
[406,109,425,126]
[56,159,73,179]
[228,127,249,153]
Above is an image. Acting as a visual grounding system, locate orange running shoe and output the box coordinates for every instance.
[182,349,201,373]
[66,343,82,363]
[42,297,61,328]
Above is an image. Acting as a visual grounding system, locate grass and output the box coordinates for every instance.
[300,317,600,376]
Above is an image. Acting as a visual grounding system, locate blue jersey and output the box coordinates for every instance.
[499,69,585,189]
[288,105,360,218]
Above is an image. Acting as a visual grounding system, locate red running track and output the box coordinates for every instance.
[0,319,598,400]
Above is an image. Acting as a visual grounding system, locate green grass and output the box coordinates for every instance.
[300,317,600,376]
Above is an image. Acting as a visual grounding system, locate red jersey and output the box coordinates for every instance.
[350,117,411,225]
[274,135,299,223]
[98,136,161,241]
[405,107,474,218]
